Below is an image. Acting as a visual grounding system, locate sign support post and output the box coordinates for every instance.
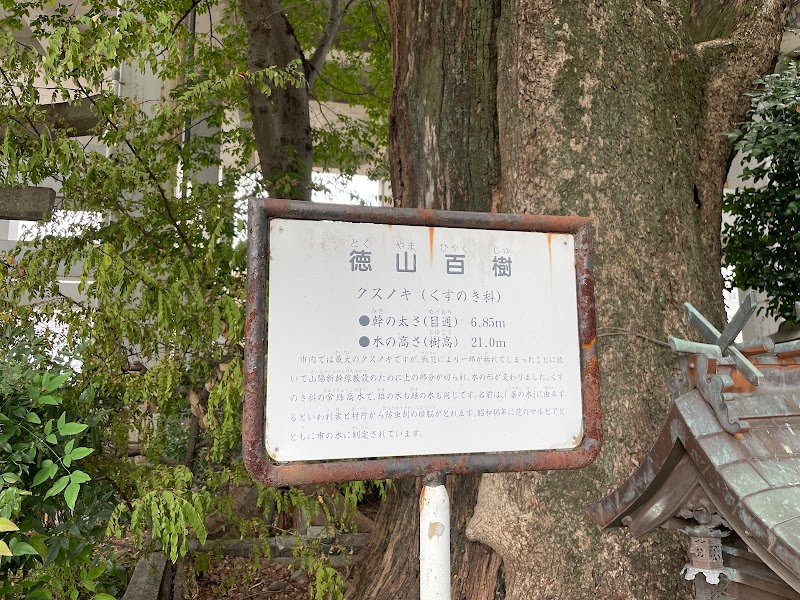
[420,472,450,600]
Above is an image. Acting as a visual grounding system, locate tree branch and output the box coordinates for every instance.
[305,0,355,86]
[0,65,45,140]
[172,0,204,35]
[690,0,786,259]
[183,414,201,467]
[240,0,314,199]
[0,95,101,141]
[73,81,195,257]
[127,444,183,466]
[597,327,671,349]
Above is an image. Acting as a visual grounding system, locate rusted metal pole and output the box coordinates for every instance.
[420,472,450,600]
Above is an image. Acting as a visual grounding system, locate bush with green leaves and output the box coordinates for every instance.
[0,326,122,599]
[0,0,389,596]
[724,60,800,321]
[106,465,209,563]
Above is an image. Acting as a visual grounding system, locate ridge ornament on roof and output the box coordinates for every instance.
[668,291,766,434]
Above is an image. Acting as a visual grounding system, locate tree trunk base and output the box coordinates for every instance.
[345,474,503,600]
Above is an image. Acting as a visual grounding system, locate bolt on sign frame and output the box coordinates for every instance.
[243,198,601,487]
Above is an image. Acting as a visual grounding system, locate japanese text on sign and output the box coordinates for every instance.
[266,219,584,461]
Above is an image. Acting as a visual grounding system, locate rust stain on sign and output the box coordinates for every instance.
[428,226,435,263]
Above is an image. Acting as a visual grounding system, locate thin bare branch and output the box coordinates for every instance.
[0,65,44,139]
[172,0,204,35]
[127,445,183,466]
[597,327,671,349]
[306,0,350,86]
[74,81,195,256]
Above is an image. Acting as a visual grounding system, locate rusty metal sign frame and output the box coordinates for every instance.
[243,198,601,486]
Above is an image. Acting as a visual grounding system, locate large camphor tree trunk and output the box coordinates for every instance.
[346,3,505,599]
[346,0,786,599]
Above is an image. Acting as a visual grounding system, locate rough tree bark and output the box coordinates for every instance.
[240,0,351,200]
[345,2,505,599]
[347,0,786,599]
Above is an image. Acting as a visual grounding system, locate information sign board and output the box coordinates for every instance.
[266,219,583,462]
[243,199,600,486]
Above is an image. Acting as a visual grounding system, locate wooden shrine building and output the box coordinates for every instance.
[588,295,800,599]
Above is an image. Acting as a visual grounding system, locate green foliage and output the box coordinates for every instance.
[303,0,391,184]
[206,358,244,462]
[0,0,390,596]
[0,0,389,470]
[260,485,332,529]
[724,60,800,321]
[0,326,121,599]
[0,1,263,453]
[107,466,209,563]
[303,553,344,600]
[0,0,262,591]
[338,479,388,533]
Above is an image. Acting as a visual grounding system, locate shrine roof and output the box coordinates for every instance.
[586,351,800,593]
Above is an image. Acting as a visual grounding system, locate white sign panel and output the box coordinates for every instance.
[265,219,584,462]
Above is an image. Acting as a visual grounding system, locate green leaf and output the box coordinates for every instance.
[79,385,95,405]
[37,396,60,406]
[25,412,42,424]
[0,541,11,557]
[44,475,70,500]
[70,470,90,484]
[11,541,39,556]
[93,594,116,600]
[0,517,18,532]
[28,534,48,558]
[32,467,54,487]
[86,564,105,580]
[69,447,93,461]
[43,539,63,568]
[45,434,57,444]
[2,473,21,484]
[44,372,70,392]
[58,422,88,436]
[64,482,80,510]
